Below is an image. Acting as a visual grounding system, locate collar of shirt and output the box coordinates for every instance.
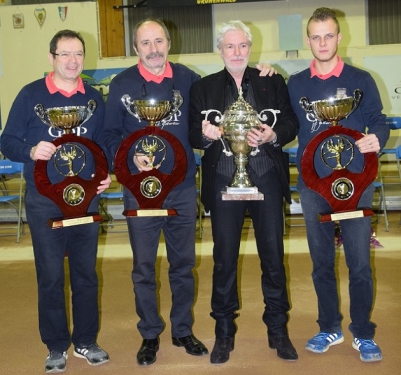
[138,59,173,83]
[310,56,344,80]
[45,71,85,98]
[224,67,250,98]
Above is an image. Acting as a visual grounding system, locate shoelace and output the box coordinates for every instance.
[355,339,377,349]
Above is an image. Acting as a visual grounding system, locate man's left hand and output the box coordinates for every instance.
[97,174,112,194]
[355,134,380,153]
[247,124,276,147]
[256,63,277,77]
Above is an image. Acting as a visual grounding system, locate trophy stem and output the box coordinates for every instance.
[230,154,254,188]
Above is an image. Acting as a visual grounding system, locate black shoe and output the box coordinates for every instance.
[210,337,234,364]
[137,337,159,366]
[268,335,298,361]
[172,334,208,356]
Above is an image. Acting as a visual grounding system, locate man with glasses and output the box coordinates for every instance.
[1,29,111,373]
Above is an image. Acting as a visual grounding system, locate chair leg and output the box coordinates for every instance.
[380,184,389,232]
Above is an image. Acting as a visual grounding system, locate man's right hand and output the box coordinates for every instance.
[202,120,221,140]
[134,153,155,172]
[30,141,59,161]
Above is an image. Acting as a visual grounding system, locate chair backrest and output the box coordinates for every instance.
[385,116,401,130]
[0,160,24,175]
[283,147,297,165]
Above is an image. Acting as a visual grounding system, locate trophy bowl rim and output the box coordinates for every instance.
[46,105,89,114]
[312,96,355,107]
[133,99,172,107]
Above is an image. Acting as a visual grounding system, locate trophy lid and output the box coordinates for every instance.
[220,87,260,134]
[225,87,256,115]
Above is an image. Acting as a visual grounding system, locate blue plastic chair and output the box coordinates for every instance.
[380,117,401,156]
[0,160,25,242]
[282,147,304,229]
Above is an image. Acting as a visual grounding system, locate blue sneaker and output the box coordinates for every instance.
[352,338,382,362]
[305,332,344,353]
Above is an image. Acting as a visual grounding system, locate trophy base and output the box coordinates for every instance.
[49,213,103,229]
[222,187,264,201]
[319,208,374,222]
[123,208,178,217]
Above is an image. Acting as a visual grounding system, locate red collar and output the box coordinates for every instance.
[45,71,85,97]
[138,59,173,83]
[310,56,344,80]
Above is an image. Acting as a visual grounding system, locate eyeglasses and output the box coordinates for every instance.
[53,51,85,60]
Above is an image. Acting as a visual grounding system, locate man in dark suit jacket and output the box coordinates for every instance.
[189,20,299,365]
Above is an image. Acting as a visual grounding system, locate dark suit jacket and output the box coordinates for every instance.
[189,67,299,212]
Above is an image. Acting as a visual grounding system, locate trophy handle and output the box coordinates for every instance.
[201,109,224,123]
[34,104,51,126]
[169,90,183,117]
[80,99,97,126]
[346,89,364,119]
[121,94,141,121]
[258,109,281,129]
[201,109,232,156]
[299,97,313,114]
[219,138,233,157]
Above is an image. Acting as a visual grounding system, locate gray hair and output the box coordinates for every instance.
[132,18,171,50]
[216,20,253,50]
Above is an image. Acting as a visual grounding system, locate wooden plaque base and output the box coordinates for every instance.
[319,208,374,222]
[123,208,178,217]
[49,213,103,229]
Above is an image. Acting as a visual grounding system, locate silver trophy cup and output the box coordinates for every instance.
[202,88,280,199]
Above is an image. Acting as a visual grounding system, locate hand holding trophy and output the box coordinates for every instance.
[114,91,186,216]
[299,89,378,222]
[34,100,109,228]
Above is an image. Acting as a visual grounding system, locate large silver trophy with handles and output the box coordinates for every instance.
[202,88,280,201]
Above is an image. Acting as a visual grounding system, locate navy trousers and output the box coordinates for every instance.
[124,185,197,339]
[298,178,376,339]
[25,189,100,352]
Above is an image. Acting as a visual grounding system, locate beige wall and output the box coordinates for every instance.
[0,0,400,129]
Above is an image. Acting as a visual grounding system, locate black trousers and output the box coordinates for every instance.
[209,170,290,338]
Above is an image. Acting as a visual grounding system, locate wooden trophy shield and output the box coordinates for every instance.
[301,126,378,222]
[115,93,186,217]
[34,134,109,228]
[114,126,187,217]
